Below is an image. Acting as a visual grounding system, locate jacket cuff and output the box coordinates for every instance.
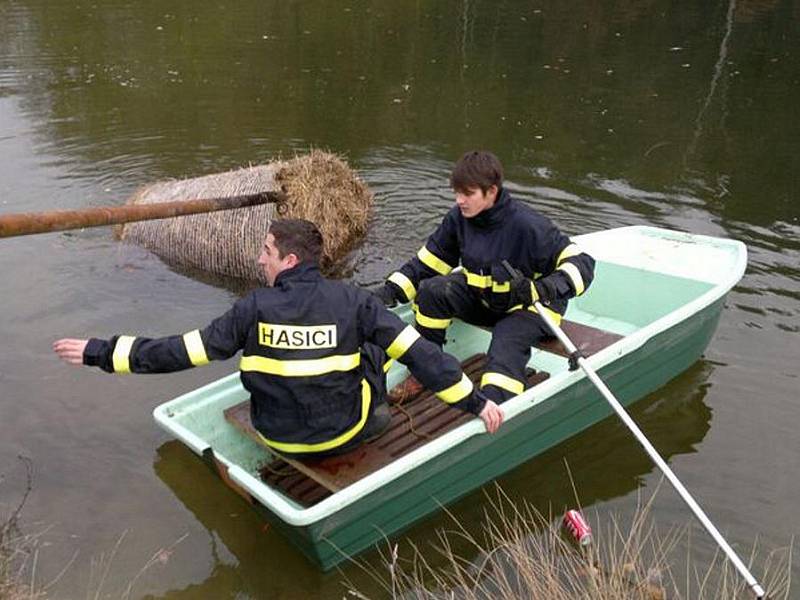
[385,280,404,303]
[460,389,487,415]
[83,338,113,372]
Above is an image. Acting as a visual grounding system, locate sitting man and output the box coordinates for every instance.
[376,151,596,405]
[54,218,503,460]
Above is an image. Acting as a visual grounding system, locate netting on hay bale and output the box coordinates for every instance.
[120,150,373,283]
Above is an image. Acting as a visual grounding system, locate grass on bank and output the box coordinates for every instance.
[345,484,793,600]
[2,457,186,600]
[1,456,44,600]
[4,459,793,599]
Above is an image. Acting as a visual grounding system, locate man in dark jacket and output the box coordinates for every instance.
[375,151,595,405]
[54,219,503,459]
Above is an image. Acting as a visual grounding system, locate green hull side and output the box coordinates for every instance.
[266,296,727,570]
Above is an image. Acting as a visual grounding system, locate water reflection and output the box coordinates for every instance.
[150,361,713,598]
[1,0,798,226]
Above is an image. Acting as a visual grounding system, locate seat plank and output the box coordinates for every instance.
[534,319,622,358]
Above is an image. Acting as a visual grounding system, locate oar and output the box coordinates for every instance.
[0,191,287,238]
[501,261,767,598]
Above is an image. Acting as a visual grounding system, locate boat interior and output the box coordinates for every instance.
[157,250,721,511]
[224,319,623,508]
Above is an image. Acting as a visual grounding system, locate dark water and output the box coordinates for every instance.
[1,0,798,597]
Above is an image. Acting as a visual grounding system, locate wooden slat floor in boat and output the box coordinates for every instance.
[225,355,547,505]
[227,319,621,506]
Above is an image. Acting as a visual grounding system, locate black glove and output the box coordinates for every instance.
[372,282,402,307]
[504,260,557,307]
[532,276,558,305]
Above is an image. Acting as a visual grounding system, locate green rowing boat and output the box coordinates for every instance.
[153,225,746,570]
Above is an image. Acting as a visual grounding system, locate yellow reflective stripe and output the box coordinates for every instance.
[239,352,360,377]
[492,281,510,293]
[182,329,209,366]
[417,246,453,276]
[558,262,585,296]
[530,281,540,303]
[464,269,492,289]
[556,243,582,266]
[527,304,563,326]
[414,310,452,330]
[481,372,524,396]
[508,302,563,326]
[257,379,371,453]
[112,335,135,374]
[383,358,395,373]
[386,325,420,359]
[464,268,512,292]
[436,373,474,404]
[465,270,512,292]
[388,271,417,301]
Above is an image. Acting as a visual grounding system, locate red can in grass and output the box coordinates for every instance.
[563,509,592,546]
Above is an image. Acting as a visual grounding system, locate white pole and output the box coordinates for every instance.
[534,301,766,599]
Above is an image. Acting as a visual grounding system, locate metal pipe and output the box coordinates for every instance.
[0,191,286,238]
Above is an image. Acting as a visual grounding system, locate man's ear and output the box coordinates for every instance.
[486,184,499,201]
[284,252,300,268]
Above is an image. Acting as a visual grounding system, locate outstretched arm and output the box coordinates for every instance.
[52,295,254,374]
[53,338,89,366]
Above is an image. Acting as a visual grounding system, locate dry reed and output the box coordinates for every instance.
[345,484,792,600]
[1,457,44,600]
[1,458,187,600]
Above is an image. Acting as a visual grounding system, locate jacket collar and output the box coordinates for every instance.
[467,187,511,229]
[274,261,322,286]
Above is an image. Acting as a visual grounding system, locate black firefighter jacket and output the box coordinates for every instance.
[82,263,483,455]
[387,187,596,321]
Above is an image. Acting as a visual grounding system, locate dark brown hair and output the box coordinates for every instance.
[450,150,504,193]
[268,218,324,264]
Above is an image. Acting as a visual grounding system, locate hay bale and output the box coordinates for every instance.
[120,150,372,283]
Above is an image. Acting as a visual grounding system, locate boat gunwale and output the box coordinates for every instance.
[153,225,747,527]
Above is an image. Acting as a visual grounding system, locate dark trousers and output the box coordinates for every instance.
[290,342,389,460]
[415,273,550,404]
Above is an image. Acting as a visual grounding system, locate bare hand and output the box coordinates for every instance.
[53,338,88,366]
[478,400,504,434]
